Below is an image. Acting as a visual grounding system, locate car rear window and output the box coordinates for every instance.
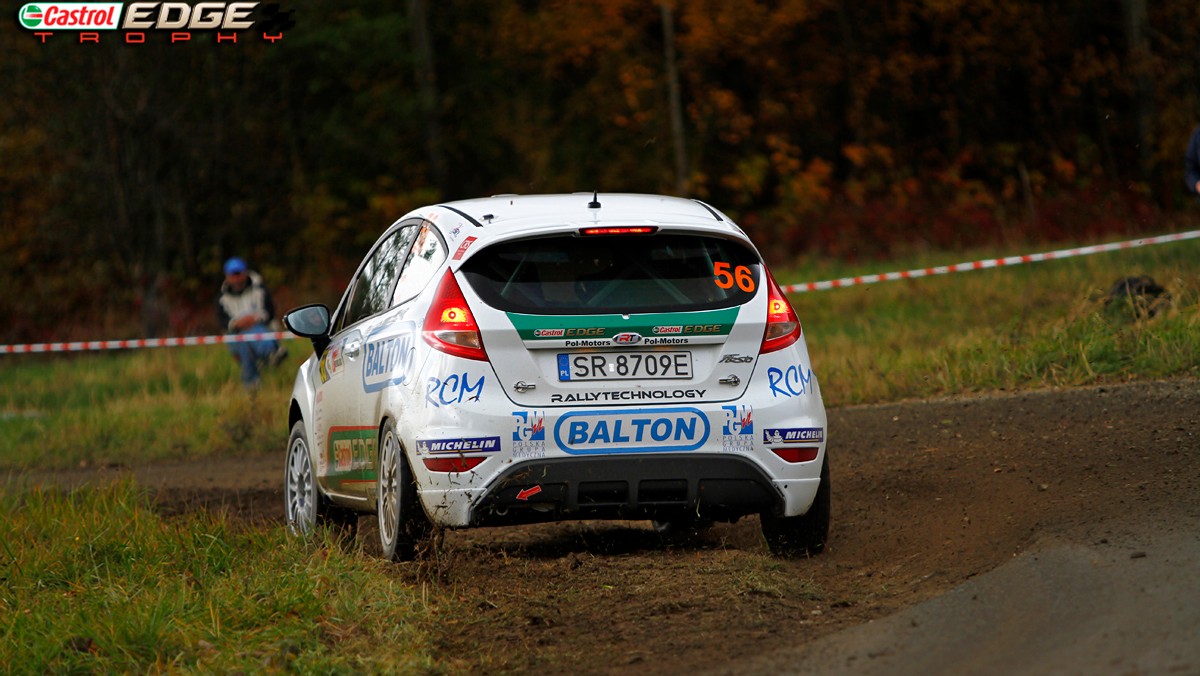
[461,233,761,315]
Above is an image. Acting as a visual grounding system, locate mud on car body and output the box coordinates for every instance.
[283,193,829,559]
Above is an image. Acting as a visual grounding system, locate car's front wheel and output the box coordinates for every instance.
[761,454,830,558]
[377,421,431,561]
[285,420,358,539]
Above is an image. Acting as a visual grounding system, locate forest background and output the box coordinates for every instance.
[3,0,1200,343]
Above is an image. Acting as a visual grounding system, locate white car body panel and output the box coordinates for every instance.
[287,193,828,533]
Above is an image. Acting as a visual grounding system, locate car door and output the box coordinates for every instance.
[314,221,422,502]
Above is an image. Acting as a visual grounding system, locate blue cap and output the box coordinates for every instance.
[224,257,248,275]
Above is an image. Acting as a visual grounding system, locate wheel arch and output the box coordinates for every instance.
[373,415,399,510]
[375,413,433,517]
[289,399,304,431]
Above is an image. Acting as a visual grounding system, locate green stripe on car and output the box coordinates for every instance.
[507,307,741,340]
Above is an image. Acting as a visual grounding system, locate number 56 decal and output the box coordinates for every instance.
[714,262,756,292]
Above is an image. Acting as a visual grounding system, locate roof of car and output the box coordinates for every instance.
[426,193,736,234]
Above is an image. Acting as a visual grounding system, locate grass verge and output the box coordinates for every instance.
[0,481,435,673]
[0,344,302,471]
[787,234,1200,404]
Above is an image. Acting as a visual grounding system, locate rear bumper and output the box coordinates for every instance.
[459,454,789,527]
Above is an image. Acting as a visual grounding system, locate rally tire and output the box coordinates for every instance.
[285,420,357,539]
[761,455,830,558]
[377,421,431,562]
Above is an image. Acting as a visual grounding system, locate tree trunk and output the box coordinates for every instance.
[660,2,688,196]
[408,0,449,197]
[1123,0,1153,185]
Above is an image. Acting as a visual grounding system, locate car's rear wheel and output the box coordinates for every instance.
[377,422,431,561]
[285,420,358,539]
[761,455,830,558]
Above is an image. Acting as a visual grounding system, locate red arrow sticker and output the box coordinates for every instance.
[516,485,542,501]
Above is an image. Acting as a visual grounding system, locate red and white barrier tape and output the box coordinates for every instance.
[0,331,295,355]
[782,229,1200,293]
[3,229,1198,354]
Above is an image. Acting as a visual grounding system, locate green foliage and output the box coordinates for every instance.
[0,482,435,673]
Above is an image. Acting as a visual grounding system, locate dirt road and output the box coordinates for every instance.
[20,378,1200,674]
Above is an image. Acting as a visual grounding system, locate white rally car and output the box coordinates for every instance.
[283,193,829,559]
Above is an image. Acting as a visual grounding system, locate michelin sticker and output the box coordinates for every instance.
[763,428,825,445]
[553,407,709,454]
[362,322,417,392]
[416,436,501,454]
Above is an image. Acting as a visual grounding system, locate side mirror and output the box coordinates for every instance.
[283,304,331,356]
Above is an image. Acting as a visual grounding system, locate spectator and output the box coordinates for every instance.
[1187,124,1200,198]
[217,257,287,388]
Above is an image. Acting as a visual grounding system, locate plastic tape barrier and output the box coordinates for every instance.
[3,229,1199,354]
[1,331,296,354]
[782,229,1200,293]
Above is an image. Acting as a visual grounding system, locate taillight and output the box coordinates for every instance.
[761,270,802,354]
[770,447,819,463]
[423,270,487,361]
[578,226,659,236]
[423,456,486,472]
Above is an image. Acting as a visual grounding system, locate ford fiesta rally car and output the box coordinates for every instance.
[283,193,829,559]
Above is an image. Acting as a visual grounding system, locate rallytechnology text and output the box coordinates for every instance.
[17,2,295,44]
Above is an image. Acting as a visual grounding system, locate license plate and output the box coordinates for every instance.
[557,352,692,381]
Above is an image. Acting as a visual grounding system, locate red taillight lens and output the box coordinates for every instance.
[770,447,820,463]
[578,226,659,236]
[761,270,802,354]
[422,456,486,472]
[423,270,487,361]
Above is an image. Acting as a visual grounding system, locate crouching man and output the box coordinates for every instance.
[217,256,287,388]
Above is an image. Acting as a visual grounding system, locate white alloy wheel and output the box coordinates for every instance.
[378,427,402,556]
[285,421,317,535]
[377,423,429,561]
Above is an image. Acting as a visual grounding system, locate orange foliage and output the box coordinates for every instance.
[3,0,1199,340]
